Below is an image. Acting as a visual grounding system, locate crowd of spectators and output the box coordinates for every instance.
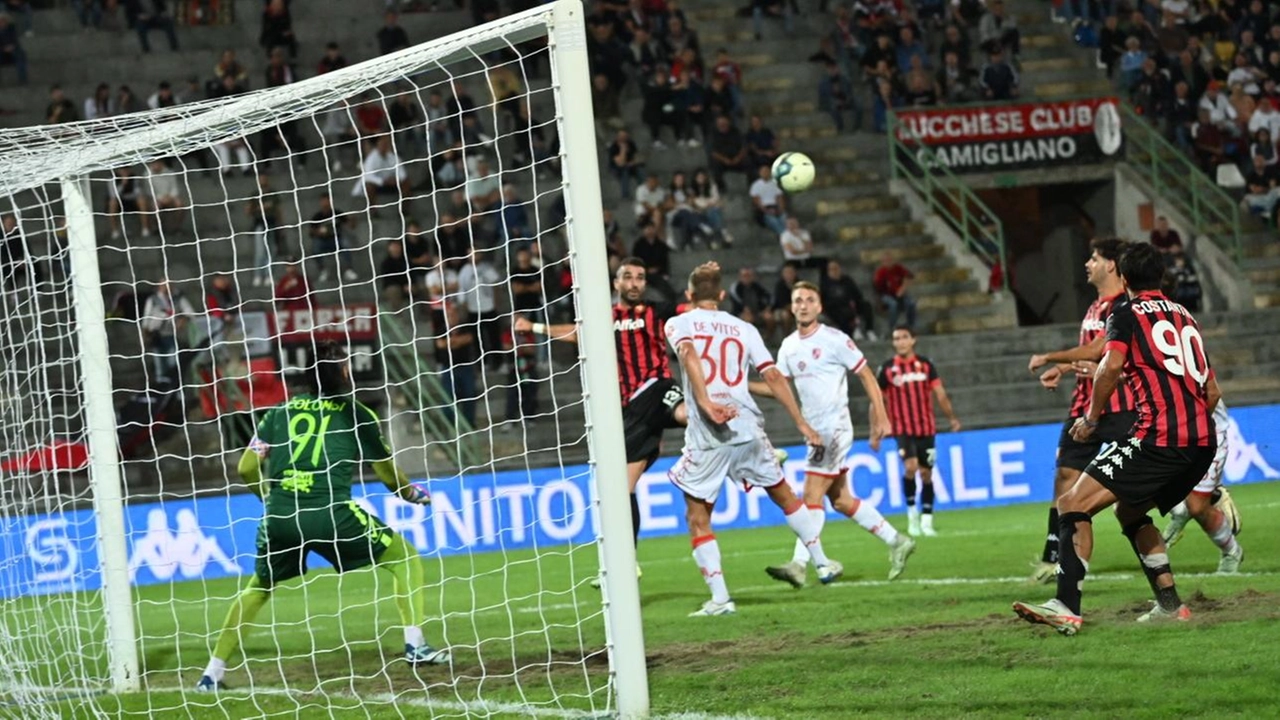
[1,0,964,438]
[1085,0,1280,227]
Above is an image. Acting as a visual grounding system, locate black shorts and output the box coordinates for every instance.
[1056,411,1138,471]
[1084,439,1216,515]
[623,378,684,469]
[896,435,936,468]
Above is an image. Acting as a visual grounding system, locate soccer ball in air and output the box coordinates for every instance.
[771,152,815,193]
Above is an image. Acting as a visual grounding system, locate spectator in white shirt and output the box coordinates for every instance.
[424,261,460,304]
[353,134,411,202]
[1248,97,1280,139]
[140,278,194,381]
[1227,53,1265,96]
[84,83,114,120]
[749,164,787,235]
[466,158,502,213]
[1199,83,1240,134]
[145,159,186,211]
[778,216,827,271]
[456,248,503,367]
[633,173,669,228]
[147,80,178,110]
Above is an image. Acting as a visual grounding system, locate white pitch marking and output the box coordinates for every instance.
[164,685,769,720]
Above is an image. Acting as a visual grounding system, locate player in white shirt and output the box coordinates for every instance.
[666,263,837,617]
[1161,398,1244,573]
[755,282,916,586]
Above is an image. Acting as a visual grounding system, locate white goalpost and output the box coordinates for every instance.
[0,1,647,717]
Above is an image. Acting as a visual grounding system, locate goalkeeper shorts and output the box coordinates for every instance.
[255,501,395,588]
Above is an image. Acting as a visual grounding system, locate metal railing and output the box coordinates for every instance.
[376,304,480,471]
[886,111,1008,285]
[1118,102,1243,265]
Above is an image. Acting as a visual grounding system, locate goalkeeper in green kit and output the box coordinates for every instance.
[197,342,447,692]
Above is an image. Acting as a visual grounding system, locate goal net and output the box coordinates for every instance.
[0,1,645,717]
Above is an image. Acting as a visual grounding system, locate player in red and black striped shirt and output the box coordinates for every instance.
[1015,243,1220,636]
[517,257,688,555]
[877,326,961,537]
[1025,238,1138,582]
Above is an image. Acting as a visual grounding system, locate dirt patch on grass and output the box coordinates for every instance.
[647,614,1014,673]
[650,589,1280,674]
[1113,588,1280,625]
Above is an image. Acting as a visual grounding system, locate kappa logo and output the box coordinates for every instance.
[128,508,242,582]
[1225,416,1280,483]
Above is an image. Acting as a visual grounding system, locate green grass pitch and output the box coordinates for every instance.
[27,481,1280,719]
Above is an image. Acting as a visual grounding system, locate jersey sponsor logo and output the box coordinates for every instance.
[890,371,931,385]
[128,508,242,582]
[614,317,648,332]
[1081,318,1105,332]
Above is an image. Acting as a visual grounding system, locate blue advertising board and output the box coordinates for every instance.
[3,405,1277,598]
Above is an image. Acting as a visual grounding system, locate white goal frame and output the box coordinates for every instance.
[4,1,649,715]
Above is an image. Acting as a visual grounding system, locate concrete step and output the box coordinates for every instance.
[837,221,926,242]
[1032,79,1114,99]
[1018,56,1095,73]
[815,195,902,215]
[917,289,991,311]
[855,242,947,265]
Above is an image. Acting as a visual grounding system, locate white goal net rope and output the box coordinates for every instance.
[0,2,634,717]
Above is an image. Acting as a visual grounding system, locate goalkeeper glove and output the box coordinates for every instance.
[400,483,432,505]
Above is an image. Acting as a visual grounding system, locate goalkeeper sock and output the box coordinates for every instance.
[903,475,917,507]
[692,535,730,604]
[849,499,899,545]
[1041,506,1060,564]
[377,534,427,633]
[211,575,272,664]
[784,500,830,566]
[921,482,935,514]
[202,657,227,683]
[791,503,825,565]
[630,493,642,547]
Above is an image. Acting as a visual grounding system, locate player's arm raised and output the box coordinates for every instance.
[515,315,578,344]
[855,365,891,450]
[1028,336,1105,373]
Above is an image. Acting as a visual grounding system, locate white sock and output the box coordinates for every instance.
[791,505,825,564]
[404,625,425,648]
[693,536,730,604]
[203,657,226,682]
[851,501,899,545]
[785,504,830,566]
[1208,511,1240,555]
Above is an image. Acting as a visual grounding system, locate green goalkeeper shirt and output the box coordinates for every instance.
[250,394,392,513]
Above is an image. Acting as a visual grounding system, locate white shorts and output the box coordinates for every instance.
[668,437,783,504]
[1192,438,1229,494]
[804,424,853,479]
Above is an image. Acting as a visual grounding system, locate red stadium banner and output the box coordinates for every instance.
[894,97,1123,173]
[273,303,382,383]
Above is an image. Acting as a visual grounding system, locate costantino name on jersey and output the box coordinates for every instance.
[285,397,348,412]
